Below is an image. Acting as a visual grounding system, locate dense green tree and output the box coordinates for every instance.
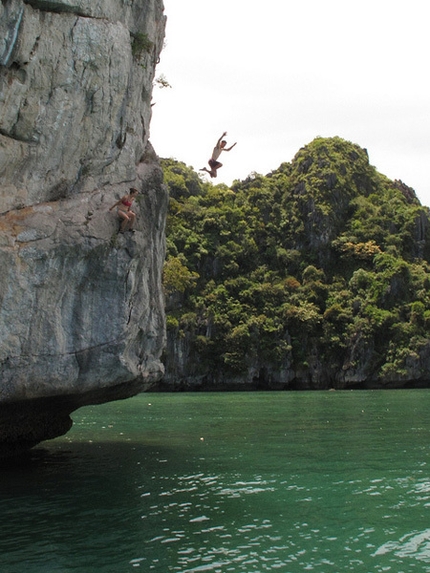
[161,138,430,389]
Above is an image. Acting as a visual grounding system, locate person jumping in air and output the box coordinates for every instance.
[200,131,237,178]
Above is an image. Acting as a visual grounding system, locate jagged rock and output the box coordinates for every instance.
[0,0,167,456]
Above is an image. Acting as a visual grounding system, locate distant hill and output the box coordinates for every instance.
[160,137,430,390]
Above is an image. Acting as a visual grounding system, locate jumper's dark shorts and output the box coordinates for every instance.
[209,159,221,169]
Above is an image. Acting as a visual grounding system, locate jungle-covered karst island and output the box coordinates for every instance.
[160,136,430,391]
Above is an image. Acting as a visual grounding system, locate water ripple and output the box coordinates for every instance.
[373,529,430,563]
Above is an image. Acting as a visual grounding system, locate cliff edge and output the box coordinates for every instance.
[0,0,167,456]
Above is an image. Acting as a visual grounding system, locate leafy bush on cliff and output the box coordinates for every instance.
[161,138,430,388]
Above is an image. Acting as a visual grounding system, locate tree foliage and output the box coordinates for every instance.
[161,138,430,388]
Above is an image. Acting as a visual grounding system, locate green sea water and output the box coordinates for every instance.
[1,390,430,573]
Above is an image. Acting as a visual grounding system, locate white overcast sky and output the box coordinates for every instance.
[150,0,430,207]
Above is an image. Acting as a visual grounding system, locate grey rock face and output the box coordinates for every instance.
[0,0,167,456]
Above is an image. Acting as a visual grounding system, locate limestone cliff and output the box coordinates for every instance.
[0,0,167,456]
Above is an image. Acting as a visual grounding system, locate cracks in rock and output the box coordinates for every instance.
[115,115,127,150]
[1,338,123,365]
[3,60,27,83]
[0,127,37,145]
[125,265,134,327]
[73,340,123,355]
[21,0,112,29]
[116,131,127,150]
[45,179,70,202]
[23,0,88,18]
[29,33,41,61]
[1,3,24,67]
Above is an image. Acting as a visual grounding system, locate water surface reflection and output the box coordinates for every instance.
[0,390,429,572]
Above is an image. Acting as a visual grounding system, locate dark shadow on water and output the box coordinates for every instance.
[0,441,186,572]
[0,442,188,500]
[0,447,78,471]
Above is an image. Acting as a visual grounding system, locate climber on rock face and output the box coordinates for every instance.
[109,187,139,233]
[200,131,237,178]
